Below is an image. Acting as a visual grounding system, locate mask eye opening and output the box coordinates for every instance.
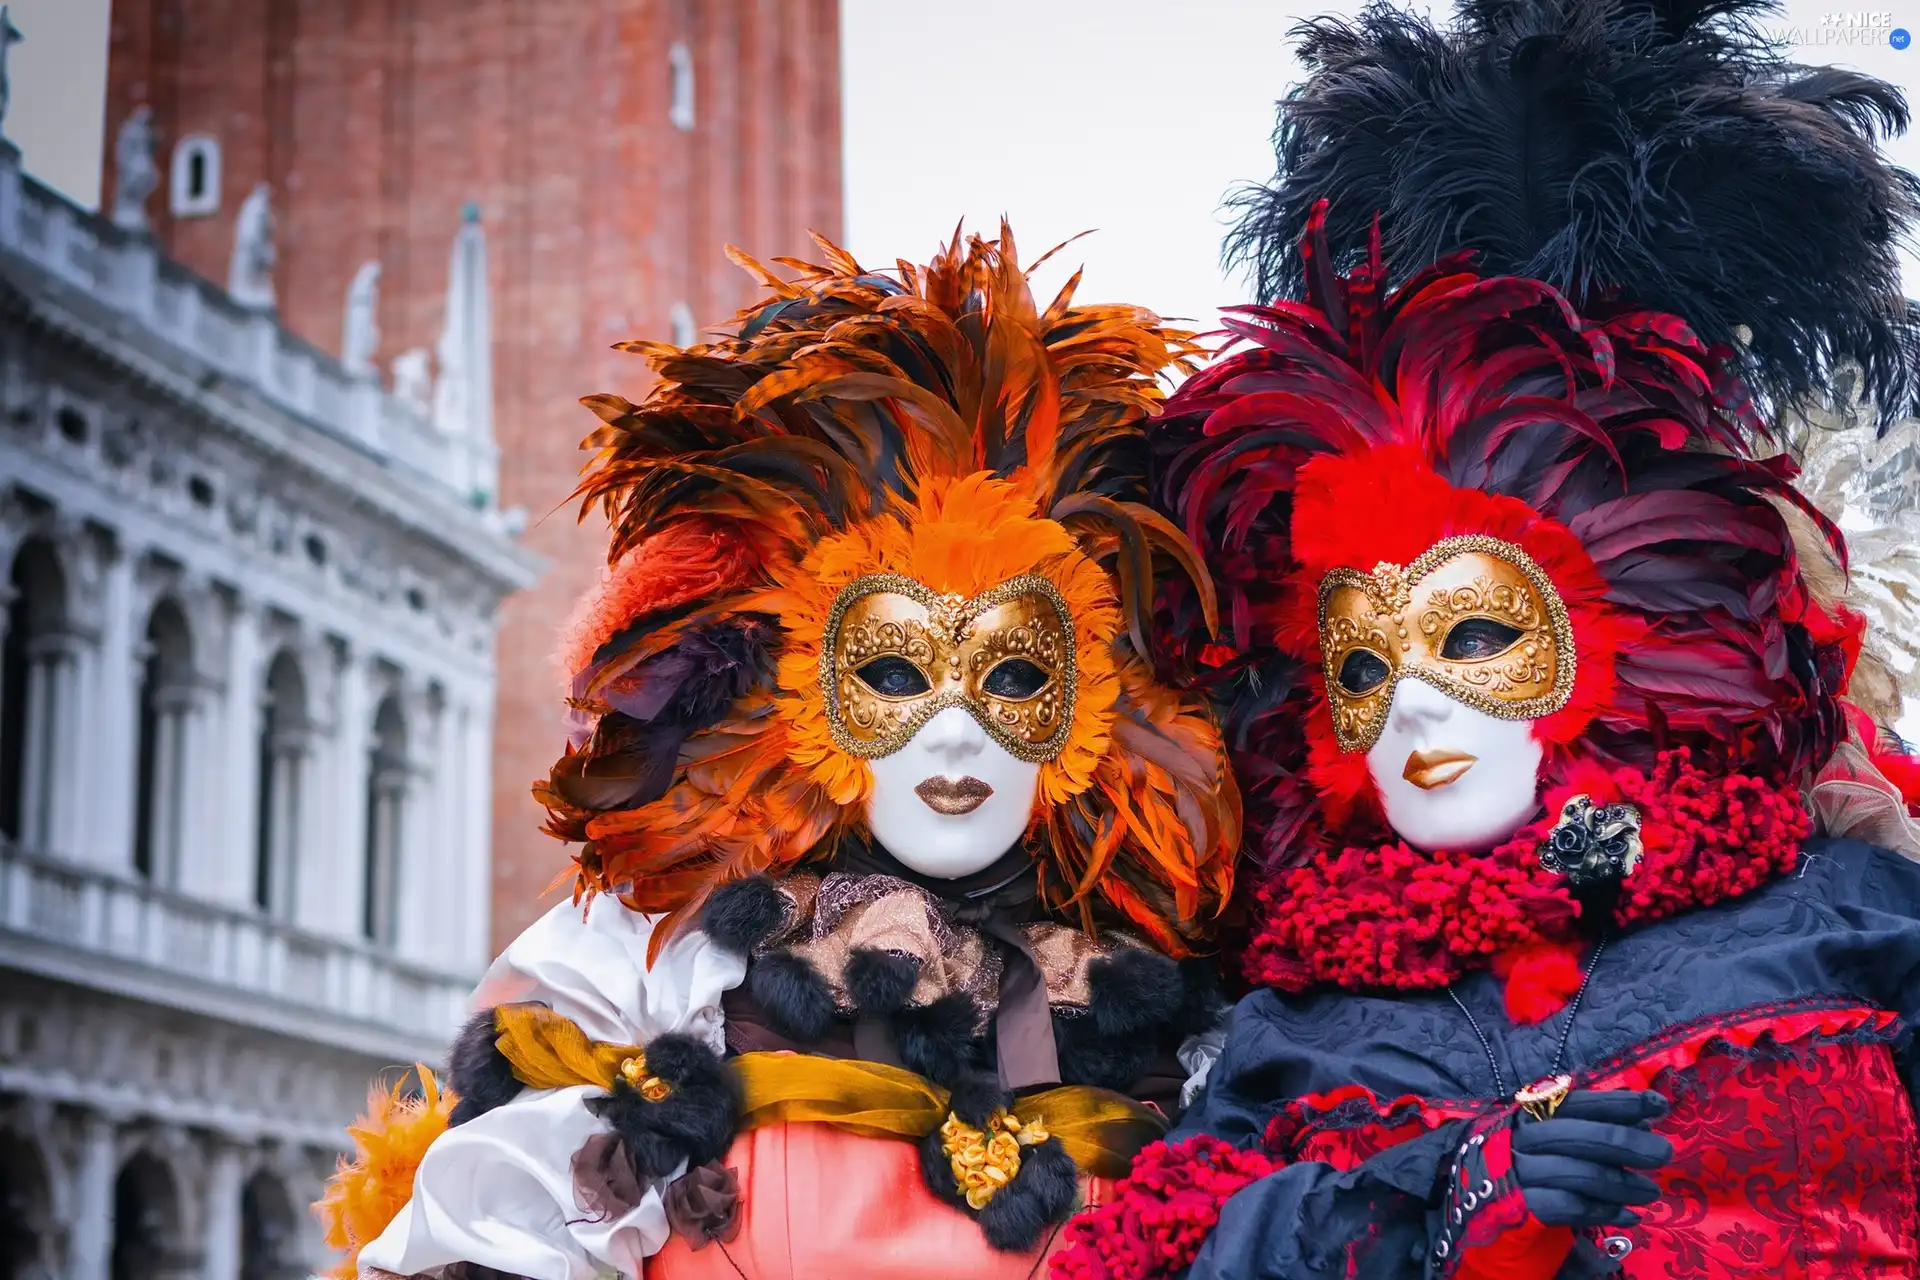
[1438,616,1525,663]
[853,655,933,699]
[1336,648,1392,696]
[980,656,1051,701]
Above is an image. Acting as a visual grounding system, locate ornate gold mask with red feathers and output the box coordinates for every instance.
[539,227,1240,958]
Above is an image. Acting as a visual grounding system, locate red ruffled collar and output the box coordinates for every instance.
[1239,749,1810,1022]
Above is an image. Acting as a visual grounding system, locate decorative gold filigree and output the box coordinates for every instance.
[1316,535,1578,753]
[820,572,1078,762]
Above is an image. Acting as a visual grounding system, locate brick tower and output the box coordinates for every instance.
[102,0,845,953]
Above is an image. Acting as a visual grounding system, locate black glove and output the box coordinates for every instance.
[1431,1087,1671,1274]
[1514,1089,1672,1229]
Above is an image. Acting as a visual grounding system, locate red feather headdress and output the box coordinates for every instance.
[1154,205,1857,864]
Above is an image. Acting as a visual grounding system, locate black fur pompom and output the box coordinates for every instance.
[748,950,838,1044]
[1088,949,1185,1038]
[1228,0,1920,425]
[584,1032,741,1178]
[445,1009,521,1126]
[700,875,787,954]
[891,992,982,1086]
[846,948,923,1016]
[978,1136,1079,1252]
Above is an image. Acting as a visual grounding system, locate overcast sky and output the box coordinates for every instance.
[22,0,1920,323]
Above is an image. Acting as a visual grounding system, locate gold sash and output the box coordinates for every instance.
[490,1003,1166,1177]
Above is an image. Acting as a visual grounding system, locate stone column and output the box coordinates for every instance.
[321,647,371,940]
[429,687,462,963]
[18,633,80,856]
[147,687,188,887]
[220,597,263,908]
[265,732,307,919]
[460,683,497,969]
[0,581,15,825]
[89,543,140,871]
[66,1114,117,1280]
[46,637,87,861]
[393,684,437,963]
[200,1142,242,1280]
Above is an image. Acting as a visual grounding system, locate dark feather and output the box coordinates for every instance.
[1226,0,1920,425]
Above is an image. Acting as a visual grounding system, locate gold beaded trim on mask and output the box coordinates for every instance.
[941,1108,1051,1210]
[1316,534,1578,754]
[818,571,1079,764]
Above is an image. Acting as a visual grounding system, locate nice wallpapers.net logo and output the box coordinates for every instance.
[1769,11,1912,45]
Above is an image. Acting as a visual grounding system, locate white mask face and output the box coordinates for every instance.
[1364,675,1544,852]
[864,705,1042,879]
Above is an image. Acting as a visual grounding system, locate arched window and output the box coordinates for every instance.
[168,135,222,219]
[1,540,71,854]
[668,41,696,130]
[362,695,408,946]
[111,1153,181,1280]
[0,1129,55,1277]
[239,1169,298,1280]
[253,653,308,918]
[133,600,195,882]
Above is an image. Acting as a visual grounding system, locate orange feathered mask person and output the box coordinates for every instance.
[539,226,1240,961]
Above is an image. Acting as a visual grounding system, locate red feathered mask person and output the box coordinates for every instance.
[1049,0,1920,1275]
[1147,205,1888,1005]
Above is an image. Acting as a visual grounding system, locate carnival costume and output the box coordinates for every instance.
[316,228,1241,1280]
[1048,0,1920,1276]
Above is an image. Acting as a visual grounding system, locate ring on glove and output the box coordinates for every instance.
[1514,1073,1572,1123]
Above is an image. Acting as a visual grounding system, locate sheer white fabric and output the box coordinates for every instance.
[358,896,746,1280]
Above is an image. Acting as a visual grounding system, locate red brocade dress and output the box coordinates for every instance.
[1152,838,1920,1279]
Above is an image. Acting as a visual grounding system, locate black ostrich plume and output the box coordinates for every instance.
[1226,0,1920,427]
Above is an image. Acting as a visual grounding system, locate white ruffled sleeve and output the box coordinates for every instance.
[358,896,746,1280]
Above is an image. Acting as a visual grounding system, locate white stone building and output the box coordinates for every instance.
[0,133,539,1279]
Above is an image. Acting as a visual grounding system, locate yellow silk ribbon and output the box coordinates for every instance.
[493,1003,646,1092]
[731,1051,1166,1178]
[490,1004,1168,1178]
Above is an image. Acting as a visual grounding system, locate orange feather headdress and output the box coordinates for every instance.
[539,226,1240,958]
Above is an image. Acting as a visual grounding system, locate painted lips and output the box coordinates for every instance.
[1403,749,1477,790]
[916,775,994,815]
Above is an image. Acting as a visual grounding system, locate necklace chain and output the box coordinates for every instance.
[1446,937,1608,1099]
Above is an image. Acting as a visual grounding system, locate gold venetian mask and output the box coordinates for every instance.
[1317,535,1576,753]
[819,573,1077,762]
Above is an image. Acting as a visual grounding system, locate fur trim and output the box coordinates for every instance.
[1239,750,1810,995]
[1048,1135,1285,1279]
[699,874,788,955]
[845,947,923,1016]
[583,1033,741,1178]
[1087,948,1184,1038]
[445,1010,522,1126]
[979,1136,1079,1252]
[1494,941,1586,1026]
[747,950,839,1045]
[891,992,984,1086]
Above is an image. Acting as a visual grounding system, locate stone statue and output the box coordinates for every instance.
[0,7,21,141]
[433,204,491,439]
[391,348,432,415]
[341,261,382,378]
[111,107,160,233]
[228,183,276,312]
